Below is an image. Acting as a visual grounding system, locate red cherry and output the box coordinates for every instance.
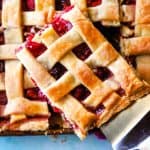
[52,16,72,36]
[93,67,113,81]
[70,85,90,101]
[123,0,136,4]
[87,0,102,7]
[52,107,62,113]
[25,33,47,57]
[0,61,5,73]
[72,43,92,60]
[26,0,35,11]
[116,87,126,96]
[0,91,8,105]
[25,88,49,102]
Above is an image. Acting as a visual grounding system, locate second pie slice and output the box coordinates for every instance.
[16,6,150,139]
[120,0,150,84]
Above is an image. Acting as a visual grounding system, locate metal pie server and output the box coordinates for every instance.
[101,94,150,150]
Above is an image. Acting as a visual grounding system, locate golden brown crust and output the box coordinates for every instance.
[35,0,55,11]
[121,5,135,22]
[136,55,150,84]
[17,48,55,89]
[1,117,49,131]
[83,84,113,108]
[17,48,97,140]
[46,72,79,102]
[71,0,120,26]
[121,37,150,55]
[61,53,101,90]
[121,0,150,88]
[70,0,87,15]
[88,3,119,22]
[135,0,150,24]
[135,24,150,36]
[38,29,83,69]
[109,56,145,96]
[62,7,106,50]
[3,97,49,117]
[86,42,119,67]
[56,95,96,136]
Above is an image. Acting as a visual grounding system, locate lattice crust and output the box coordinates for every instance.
[16,7,150,139]
[21,0,120,26]
[0,0,54,59]
[70,0,120,26]
[0,0,56,132]
[120,0,150,84]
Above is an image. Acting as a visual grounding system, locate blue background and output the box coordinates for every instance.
[0,134,112,150]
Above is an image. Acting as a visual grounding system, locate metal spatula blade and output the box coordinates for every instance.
[101,95,150,150]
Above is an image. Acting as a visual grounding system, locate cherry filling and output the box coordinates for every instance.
[0,0,2,10]
[72,43,92,60]
[94,23,120,51]
[0,91,8,105]
[0,60,4,73]
[0,117,10,127]
[87,104,105,115]
[90,128,106,140]
[93,66,126,96]
[116,87,126,97]
[95,104,105,115]
[125,56,137,68]
[23,26,41,38]
[122,0,136,4]
[93,67,113,81]
[70,85,91,101]
[52,16,73,36]
[55,0,71,10]
[50,62,67,80]
[25,87,49,102]
[0,32,4,45]
[87,0,102,7]
[61,113,79,130]
[25,32,47,57]
[52,106,62,113]
[22,0,35,11]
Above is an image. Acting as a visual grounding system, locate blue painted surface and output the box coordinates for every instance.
[0,134,112,150]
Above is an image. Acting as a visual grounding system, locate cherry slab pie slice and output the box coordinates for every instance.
[120,0,150,84]
[16,6,150,139]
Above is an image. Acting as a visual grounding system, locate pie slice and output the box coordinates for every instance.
[120,0,150,84]
[16,6,150,139]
